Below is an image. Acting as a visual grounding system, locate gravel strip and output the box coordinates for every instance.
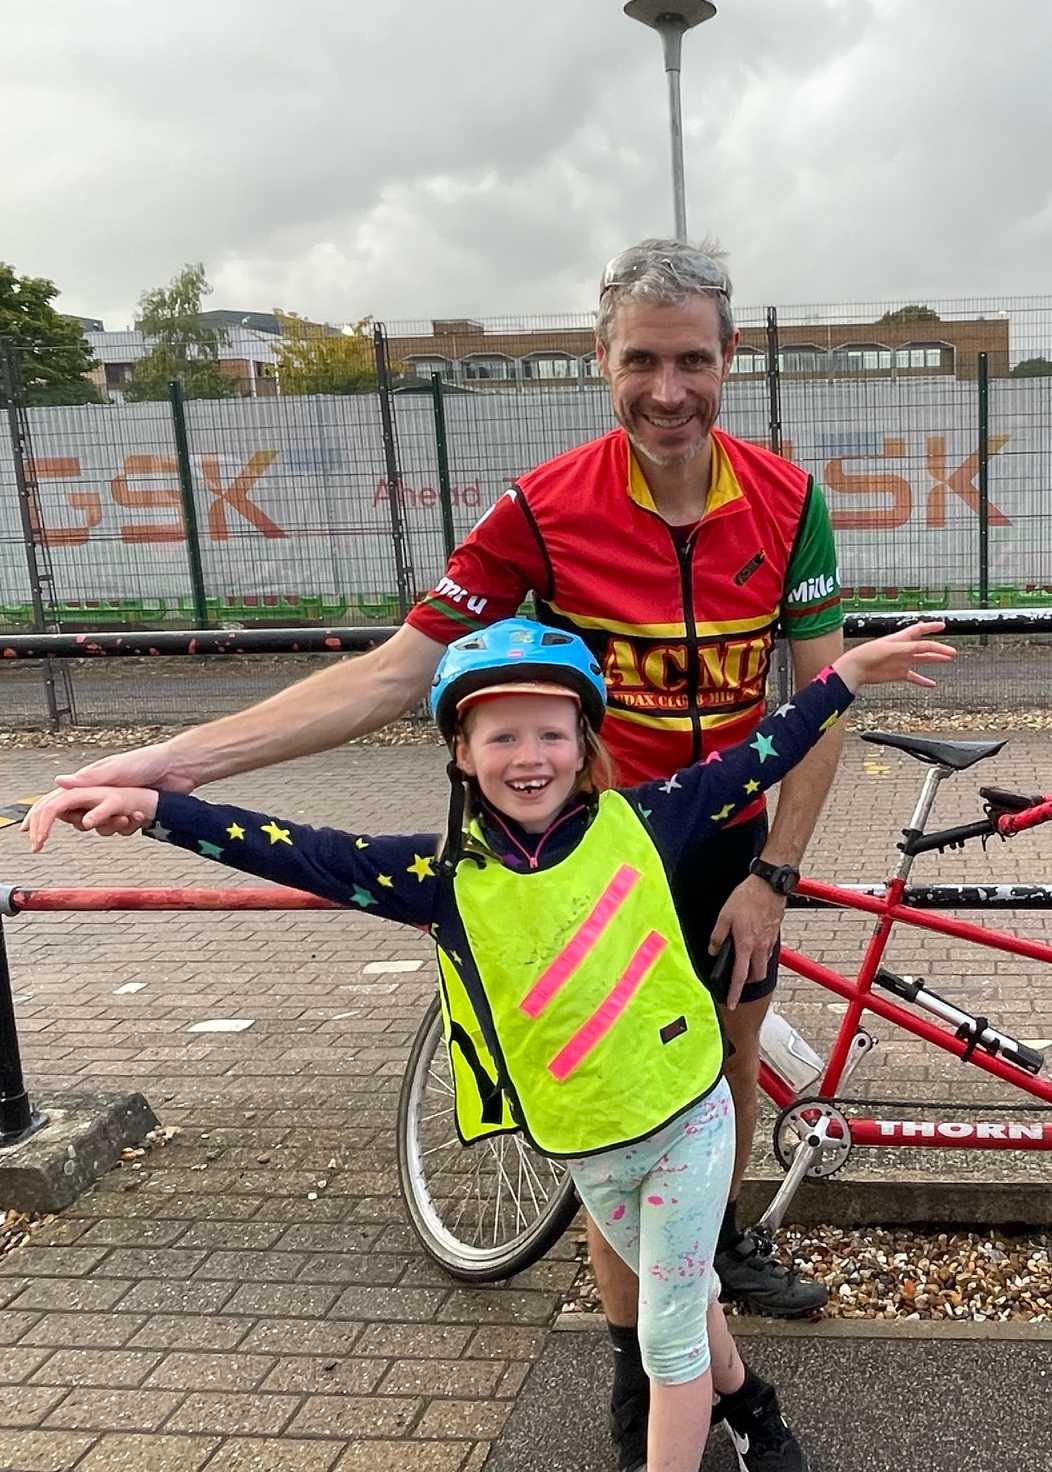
[562,1224,1052,1323]
[0,1207,47,1256]
[0,717,441,751]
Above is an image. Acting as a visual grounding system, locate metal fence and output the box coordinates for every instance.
[3,295,1052,728]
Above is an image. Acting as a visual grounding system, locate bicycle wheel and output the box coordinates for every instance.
[397,994,579,1282]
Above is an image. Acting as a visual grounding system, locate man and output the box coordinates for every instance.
[46,239,841,1472]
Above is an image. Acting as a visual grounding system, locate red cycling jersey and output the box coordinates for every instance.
[408,427,841,803]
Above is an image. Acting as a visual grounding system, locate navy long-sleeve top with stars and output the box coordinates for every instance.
[146,669,854,977]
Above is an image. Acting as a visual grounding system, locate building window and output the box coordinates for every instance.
[832,343,892,375]
[464,355,514,380]
[409,356,455,381]
[105,362,133,388]
[581,354,602,377]
[731,348,767,374]
[523,354,575,379]
[778,347,824,373]
[895,343,949,371]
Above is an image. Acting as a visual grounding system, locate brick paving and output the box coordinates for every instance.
[0,728,1048,1469]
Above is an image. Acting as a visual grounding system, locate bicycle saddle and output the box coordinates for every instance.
[861,731,1006,770]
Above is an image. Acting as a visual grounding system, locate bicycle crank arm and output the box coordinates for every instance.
[756,1113,834,1239]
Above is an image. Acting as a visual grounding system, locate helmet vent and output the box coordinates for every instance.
[540,631,574,646]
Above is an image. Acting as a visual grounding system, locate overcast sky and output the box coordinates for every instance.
[6,0,1051,331]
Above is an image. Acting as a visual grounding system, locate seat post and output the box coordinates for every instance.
[895,765,952,881]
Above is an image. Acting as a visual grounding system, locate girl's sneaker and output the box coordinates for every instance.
[715,1377,809,1472]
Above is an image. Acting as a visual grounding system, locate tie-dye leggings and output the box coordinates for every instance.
[567,1078,735,1385]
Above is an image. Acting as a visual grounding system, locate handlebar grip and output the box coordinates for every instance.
[998,798,1052,838]
[980,786,1043,812]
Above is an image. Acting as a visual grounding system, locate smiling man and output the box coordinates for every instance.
[44,238,840,1472]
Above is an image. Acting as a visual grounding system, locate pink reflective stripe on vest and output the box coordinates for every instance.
[519,865,641,1019]
[547,931,667,1082]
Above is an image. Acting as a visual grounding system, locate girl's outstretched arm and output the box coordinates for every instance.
[625,622,954,868]
[150,793,441,928]
[25,785,441,929]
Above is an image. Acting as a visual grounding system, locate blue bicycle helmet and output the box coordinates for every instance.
[430,618,606,741]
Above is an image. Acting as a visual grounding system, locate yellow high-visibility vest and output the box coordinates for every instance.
[436,790,725,1157]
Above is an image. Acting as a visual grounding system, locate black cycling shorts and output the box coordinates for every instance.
[671,811,780,1006]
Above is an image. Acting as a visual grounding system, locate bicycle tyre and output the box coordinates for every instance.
[396,994,579,1282]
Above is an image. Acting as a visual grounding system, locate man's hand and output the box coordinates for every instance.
[708,874,785,1009]
[34,743,188,837]
[23,786,160,854]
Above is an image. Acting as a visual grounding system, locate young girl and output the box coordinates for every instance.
[27,618,953,1472]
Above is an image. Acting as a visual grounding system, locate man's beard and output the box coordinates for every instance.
[622,418,710,470]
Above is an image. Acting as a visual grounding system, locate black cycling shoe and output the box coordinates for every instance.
[714,1378,809,1472]
[716,1230,828,1317]
[609,1384,649,1472]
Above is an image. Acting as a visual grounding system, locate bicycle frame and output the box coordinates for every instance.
[772,884,1052,1141]
[753,758,1052,1238]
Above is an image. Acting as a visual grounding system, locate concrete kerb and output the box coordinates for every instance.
[738,1172,1052,1230]
[0,1090,158,1212]
[555,1311,1052,1342]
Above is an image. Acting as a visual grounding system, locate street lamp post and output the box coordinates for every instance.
[623,1,717,241]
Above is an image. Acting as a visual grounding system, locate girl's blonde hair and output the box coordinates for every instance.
[435,710,617,866]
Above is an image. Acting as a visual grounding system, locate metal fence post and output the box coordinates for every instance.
[0,911,46,1147]
[977,351,990,610]
[766,308,792,702]
[430,374,456,562]
[0,339,76,731]
[168,380,210,627]
[372,324,413,617]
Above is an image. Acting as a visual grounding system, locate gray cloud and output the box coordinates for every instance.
[6,0,1051,330]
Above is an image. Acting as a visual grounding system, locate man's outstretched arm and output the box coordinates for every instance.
[43,622,445,818]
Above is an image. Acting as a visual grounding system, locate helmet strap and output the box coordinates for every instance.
[440,758,469,876]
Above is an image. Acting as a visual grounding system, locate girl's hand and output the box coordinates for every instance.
[23,787,159,854]
[833,622,956,692]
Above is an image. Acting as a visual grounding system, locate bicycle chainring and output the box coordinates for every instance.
[773,1097,854,1178]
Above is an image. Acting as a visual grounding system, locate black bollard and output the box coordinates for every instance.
[0,914,47,1147]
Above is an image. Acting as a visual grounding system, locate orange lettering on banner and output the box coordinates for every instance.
[110,455,185,543]
[28,458,101,546]
[201,452,284,540]
[824,440,912,530]
[925,436,1011,528]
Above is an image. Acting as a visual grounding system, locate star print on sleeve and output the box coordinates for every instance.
[617,664,855,869]
[151,794,443,933]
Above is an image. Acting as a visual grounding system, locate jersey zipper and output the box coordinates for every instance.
[670,528,704,763]
[485,801,586,871]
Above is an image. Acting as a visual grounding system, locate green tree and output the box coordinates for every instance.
[125,263,236,401]
[1010,356,1052,378]
[878,304,942,325]
[0,263,101,405]
[273,311,382,394]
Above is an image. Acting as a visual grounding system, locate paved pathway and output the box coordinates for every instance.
[0,729,1047,1470]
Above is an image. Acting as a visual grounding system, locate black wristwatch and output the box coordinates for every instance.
[748,857,800,896]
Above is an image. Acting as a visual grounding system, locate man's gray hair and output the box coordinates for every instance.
[596,237,735,350]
